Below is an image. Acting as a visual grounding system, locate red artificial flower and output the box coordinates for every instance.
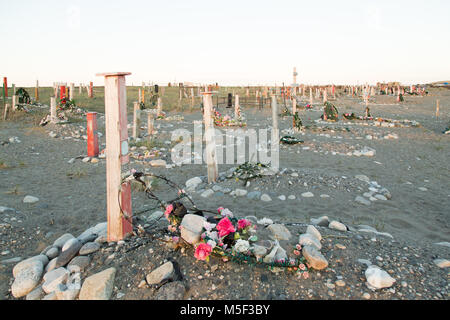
[194,243,212,261]
[237,219,251,230]
[216,217,236,238]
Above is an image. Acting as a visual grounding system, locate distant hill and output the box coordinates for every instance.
[429,81,450,88]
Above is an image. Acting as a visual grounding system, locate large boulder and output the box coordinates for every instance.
[79,268,116,300]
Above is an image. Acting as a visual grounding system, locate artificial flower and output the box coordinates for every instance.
[220,208,234,218]
[194,243,212,261]
[238,219,252,230]
[302,271,309,279]
[164,204,174,220]
[234,239,250,253]
[216,217,236,238]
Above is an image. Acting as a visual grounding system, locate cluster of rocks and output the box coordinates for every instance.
[8,222,118,300]
[354,175,392,206]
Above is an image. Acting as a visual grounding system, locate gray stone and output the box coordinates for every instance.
[155,281,186,300]
[247,191,262,200]
[234,189,248,197]
[355,196,371,206]
[55,238,82,268]
[433,259,450,268]
[365,266,396,289]
[434,242,450,248]
[306,225,322,241]
[201,189,214,198]
[45,247,60,260]
[355,175,370,183]
[45,258,58,273]
[11,260,44,298]
[185,177,202,190]
[79,267,116,300]
[26,285,45,300]
[251,245,268,260]
[55,284,80,300]
[357,259,372,267]
[79,242,101,255]
[374,194,387,201]
[0,206,15,214]
[301,192,314,198]
[299,233,322,250]
[180,214,206,244]
[260,194,272,202]
[23,195,39,203]
[302,245,328,270]
[13,255,48,277]
[329,220,347,232]
[42,267,70,294]
[146,262,174,285]
[77,222,107,244]
[42,292,57,300]
[53,233,75,249]
[310,216,329,227]
[212,185,222,192]
[267,224,291,241]
[67,256,91,273]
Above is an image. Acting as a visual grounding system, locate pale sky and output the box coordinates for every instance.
[1,0,449,87]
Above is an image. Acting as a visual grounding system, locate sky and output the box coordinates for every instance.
[0,0,449,87]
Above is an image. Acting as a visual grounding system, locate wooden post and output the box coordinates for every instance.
[87,112,99,157]
[235,94,240,119]
[96,72,132,242]
[436,100,440,119]
[79,83,82,94]
[138,88,142,104]
[292,97,296,115]
[69,83,74,100]
[147,111,154,136]
[202,91,218,183]
[3,104,9,120]
[89,81,93,98]
[12,95,17,111]
[157,97,162,117]
[35,80,39,102]
[271,95,279,163]
[323,89,327,103]
[132,101,141,139]
[309,87,313,105]
[50,97,57,123]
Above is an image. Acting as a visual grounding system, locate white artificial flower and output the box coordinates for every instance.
[207,231,219,241]
[234,239,250,253]
[221,208,234,218]
[207,240,217,249]
[257,217,273,226]
[203,221,216,232]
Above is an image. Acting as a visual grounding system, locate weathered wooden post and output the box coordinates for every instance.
[132,101,141,139]
[89,81,93,98]
[35,80,39,102]
[323,88,328,103]
[87,112,99,157]
[309,87,313,105]
[12,95,17,111]
[138,88,142,104]
[436,100,440,119]
[3,104,9,120]
[202,91,218,183]
[50,97,57,123]
[69,83,74,100]
[292,97,297,115]
[147,110,154,136]
[271,95,279,167]
[235,94,240,119]
[96,72,132,242]
[157,97,162,117]
[79,83,82,95]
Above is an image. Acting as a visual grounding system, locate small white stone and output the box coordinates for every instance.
[23,196,39,204]
[301,192,314,198]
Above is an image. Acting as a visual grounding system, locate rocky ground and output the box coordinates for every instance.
[0,88,449,300]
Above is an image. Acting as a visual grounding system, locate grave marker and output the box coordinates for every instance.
[96,72,133,242]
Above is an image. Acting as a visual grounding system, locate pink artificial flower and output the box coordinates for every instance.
[194,243,212,261]
[237,219,252,230]
[302,271,309,279]
[299,263,306,271]
[217,207,225,214]
[164,204,174,220]
[293,250,301,256]
[172,236,179,243]
[216,217,236,238]
[296,244,302,250]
